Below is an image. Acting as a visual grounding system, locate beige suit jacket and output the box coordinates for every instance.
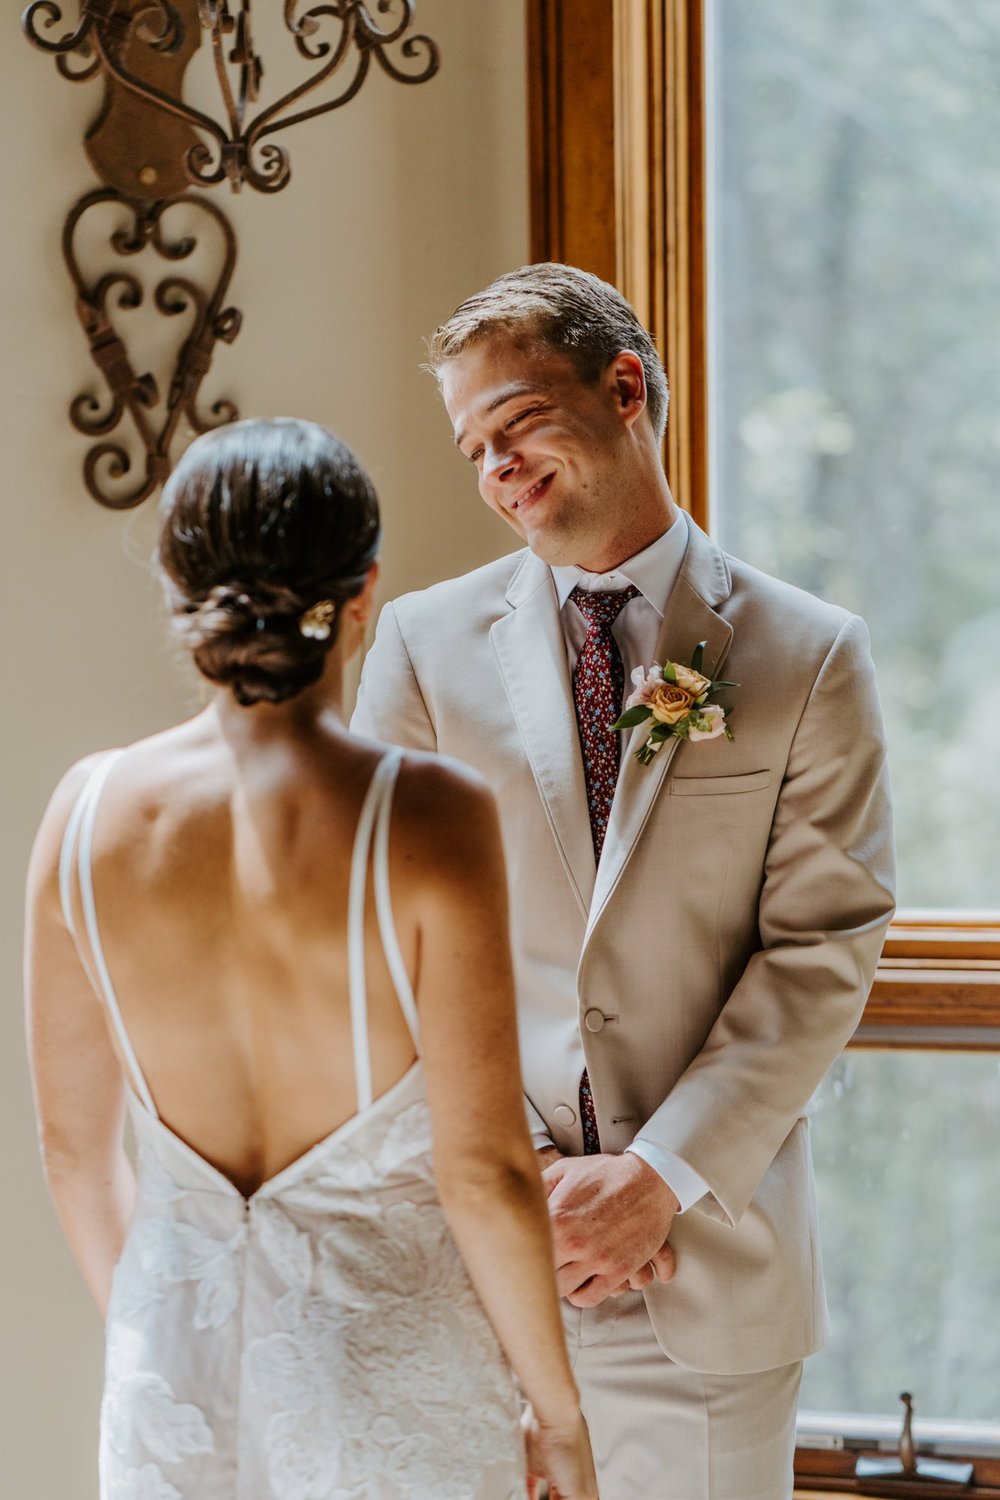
[352,510,895,1374]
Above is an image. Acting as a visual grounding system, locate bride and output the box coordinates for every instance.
[25,418,597,1500]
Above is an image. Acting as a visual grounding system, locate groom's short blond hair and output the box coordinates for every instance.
[425,262,670,441]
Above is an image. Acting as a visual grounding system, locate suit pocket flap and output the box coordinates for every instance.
[669,769,772,796]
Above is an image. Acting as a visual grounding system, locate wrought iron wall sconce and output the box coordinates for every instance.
[22,1,440,507]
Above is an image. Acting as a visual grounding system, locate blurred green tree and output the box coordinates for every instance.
[712,0,1000,910]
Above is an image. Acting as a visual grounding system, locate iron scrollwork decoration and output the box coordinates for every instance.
[23,1,442,192]
[64,189,241,509]
[21,2,440,509]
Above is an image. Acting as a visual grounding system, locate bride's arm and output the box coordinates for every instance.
[399,758,587,1438]
[24,768,135,1318]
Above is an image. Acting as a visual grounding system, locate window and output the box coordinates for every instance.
[706,6,1000,1464]
[528,0,1000,1488]
[805,1050,1000,1425]
[707,0,1000,912]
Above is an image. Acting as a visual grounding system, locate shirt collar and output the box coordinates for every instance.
[550,513,688,617]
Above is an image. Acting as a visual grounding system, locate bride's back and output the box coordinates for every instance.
[78,717,421,1198]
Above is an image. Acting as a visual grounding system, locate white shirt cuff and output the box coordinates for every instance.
[531,1130,557,1152]
[525,1096,553,1151]
[627,1139,709,1213]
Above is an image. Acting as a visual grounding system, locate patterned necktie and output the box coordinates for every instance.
[569,584,639,1153]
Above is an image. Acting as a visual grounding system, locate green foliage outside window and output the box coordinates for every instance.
[711,0,1000,910]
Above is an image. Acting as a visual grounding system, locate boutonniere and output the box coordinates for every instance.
[612,642,738,766]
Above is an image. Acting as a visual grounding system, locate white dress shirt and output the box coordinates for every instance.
[534,516,710,1213]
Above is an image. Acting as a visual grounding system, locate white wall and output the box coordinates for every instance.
[0,5,527,1492]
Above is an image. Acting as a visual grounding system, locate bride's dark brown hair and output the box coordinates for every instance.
[158,418,380,707]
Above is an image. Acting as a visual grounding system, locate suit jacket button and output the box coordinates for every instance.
[553,1104,577,1127]
[583,1008,606,1033]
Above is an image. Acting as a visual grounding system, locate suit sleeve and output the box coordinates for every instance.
[639,614,896,1228]
[351,601,437,750]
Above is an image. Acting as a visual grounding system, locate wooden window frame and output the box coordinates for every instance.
[528,0,708,531]
[866,915,1000,1045]
[526,1,1000,1490]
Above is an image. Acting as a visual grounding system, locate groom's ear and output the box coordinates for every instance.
[605,351,647,429]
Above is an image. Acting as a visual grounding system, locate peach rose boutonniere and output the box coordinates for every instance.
[612,642,738,766]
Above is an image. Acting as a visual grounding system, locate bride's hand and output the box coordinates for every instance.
[523,1405,598,1500]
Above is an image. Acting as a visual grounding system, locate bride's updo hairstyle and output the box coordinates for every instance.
[158,418,380,707]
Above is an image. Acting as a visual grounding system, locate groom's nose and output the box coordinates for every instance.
[482,441,522,487]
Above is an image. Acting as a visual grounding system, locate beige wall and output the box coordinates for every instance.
[1,6,527,1492]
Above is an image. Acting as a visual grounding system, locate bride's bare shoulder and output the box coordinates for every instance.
[29,716,221,881]
[27,750,119,903]
[393,746,496,815]
[389,749,503,888]
[33,747,120,835]
[36,715,213,824]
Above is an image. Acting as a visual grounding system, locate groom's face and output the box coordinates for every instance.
[442,334,638,569]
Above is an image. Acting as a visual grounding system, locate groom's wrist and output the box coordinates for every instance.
[627,1151,681,1218]
[626,1140,708,1214]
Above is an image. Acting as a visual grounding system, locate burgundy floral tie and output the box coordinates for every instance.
[570,584,639,1153]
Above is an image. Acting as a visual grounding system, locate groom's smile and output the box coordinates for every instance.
[513,471,556,513]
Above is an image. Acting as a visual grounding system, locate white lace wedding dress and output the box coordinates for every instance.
[60,748,526,1500]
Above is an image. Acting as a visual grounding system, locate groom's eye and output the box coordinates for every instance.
[507,406,539,428]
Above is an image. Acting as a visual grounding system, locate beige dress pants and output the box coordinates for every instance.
[563,1291,802,1500]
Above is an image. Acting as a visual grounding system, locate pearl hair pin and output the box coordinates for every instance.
[299,600,337,640]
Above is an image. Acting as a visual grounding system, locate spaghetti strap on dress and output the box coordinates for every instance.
[59,749,525,1500]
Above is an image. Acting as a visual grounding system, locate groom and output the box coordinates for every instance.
[352,263,894,1499]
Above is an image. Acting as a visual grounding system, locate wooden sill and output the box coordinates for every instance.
[796,1447,1000,1497]
[856,914,1000,1038]
[863,969,1000,1034]
[882,915,1000,963]
[796,1486,1000,1498]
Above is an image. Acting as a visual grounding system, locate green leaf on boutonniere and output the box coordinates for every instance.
[648,722,673,741]
[661,661,678,684]
[613,706,653,731]
[690,641,706,674]
[709,679,739,691]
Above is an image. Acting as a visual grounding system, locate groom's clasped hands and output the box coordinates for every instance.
[538,1149,679,1307]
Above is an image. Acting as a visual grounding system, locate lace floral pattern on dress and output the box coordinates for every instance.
[108,1464,184,1500]
[243,1159,523,1498]
[101,1090,524,1500]
[102,1330,218,1499]
[78,749,525,1500]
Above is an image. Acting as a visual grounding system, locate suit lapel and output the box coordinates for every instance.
[491,552,596,916]
[584,513,735,947]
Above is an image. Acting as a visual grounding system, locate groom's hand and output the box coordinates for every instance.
[608,1240,677,1295]
[542,1153,679,1307]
